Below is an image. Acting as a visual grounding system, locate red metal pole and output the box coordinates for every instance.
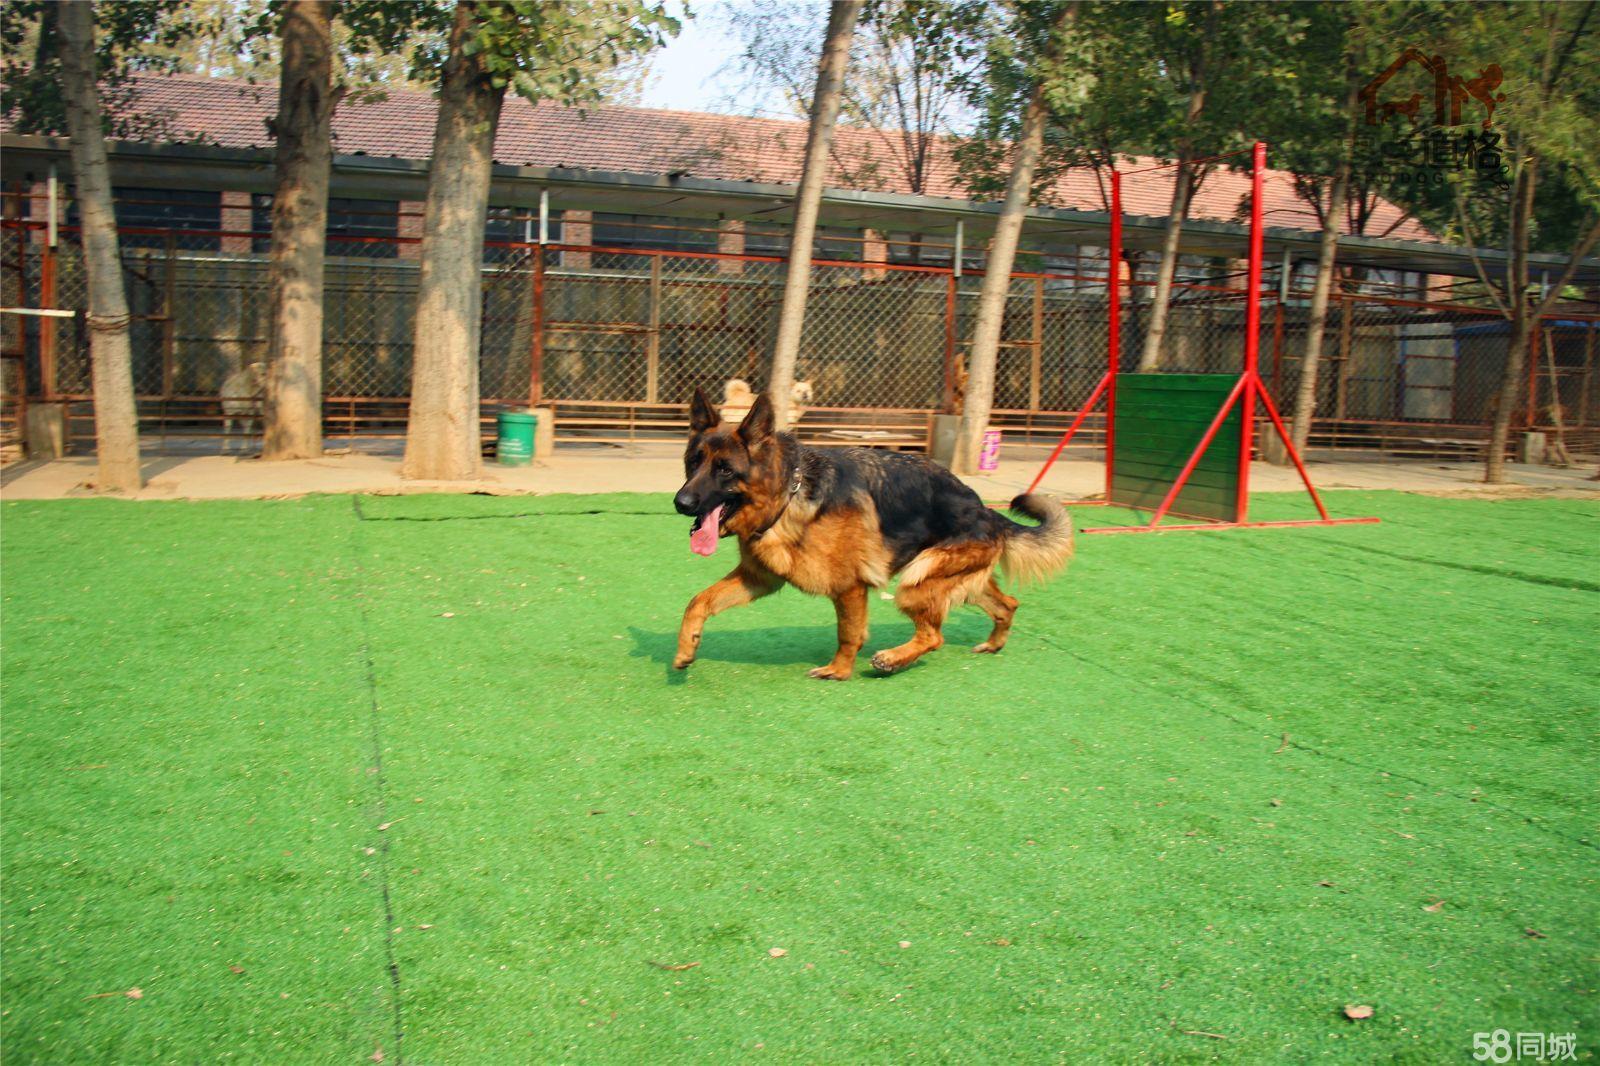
[1525,316,1539,429]
[1236,141,1266,524]
[1146,373,1248,527]
[944,271,957,412]
[1084,516,1380,535]
[529,244,545,408]
[1106,168,1122,499]
[1023,370,1111,496]
[1252,377,1332,521]
[39,240,56,400]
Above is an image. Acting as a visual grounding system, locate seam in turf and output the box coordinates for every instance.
[1315,539,1600,594]
[348,495,407,1064]
[1027,628,1598,854]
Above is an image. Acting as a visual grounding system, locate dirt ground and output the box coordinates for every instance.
[3,438,1599,502]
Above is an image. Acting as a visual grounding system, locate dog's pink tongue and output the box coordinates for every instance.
[690,504,724,556]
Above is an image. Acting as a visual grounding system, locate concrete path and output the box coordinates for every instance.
[5,440,1598,502]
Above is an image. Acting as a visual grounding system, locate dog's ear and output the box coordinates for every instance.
[689,387,720,433]
[738,391,775,445]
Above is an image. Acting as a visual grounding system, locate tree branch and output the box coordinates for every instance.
[1533,215,1600,318]
[1455,190,1513,317]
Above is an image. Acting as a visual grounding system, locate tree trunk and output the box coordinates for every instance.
[1286,70,1361,461]
[262,0,335,461]
[767,0,862,430]
[951,93,1052,474]
[1485,153,1538,484]
[401,1,506,481]
[57,2,142,492]
[1136,154,1196,371]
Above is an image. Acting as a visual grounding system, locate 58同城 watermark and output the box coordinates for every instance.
[1472,1029,1578,1062]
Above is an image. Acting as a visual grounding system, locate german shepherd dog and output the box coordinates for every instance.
[673,389,1074,679]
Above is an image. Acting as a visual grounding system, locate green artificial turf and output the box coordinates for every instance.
[3,489,1596,1062]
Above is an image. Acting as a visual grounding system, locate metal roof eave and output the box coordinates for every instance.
[4,133,1595,284]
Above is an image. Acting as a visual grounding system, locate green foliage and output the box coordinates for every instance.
[416,0,679,107]
[1,0,199,137]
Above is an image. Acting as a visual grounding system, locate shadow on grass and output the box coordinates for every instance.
[627,611,993,683]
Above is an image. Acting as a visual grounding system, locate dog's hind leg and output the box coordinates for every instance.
[872,544,998,675]
[674,561,780,670]
[809,584,868,681]
[970,574,1018,654]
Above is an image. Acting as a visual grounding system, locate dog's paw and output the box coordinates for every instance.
[869,651,903,675]
[807,665,852,681]
[672,653,695,670]
[972,642,1001,654]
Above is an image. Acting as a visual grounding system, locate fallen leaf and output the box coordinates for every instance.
[1269,798,1283,807]
[768,948,787,958]
[1181,1030,1228,1040]
[228,965,245,975]
[371,1048,385,1063]
[1317,880,1335,887]
[1423,900,1444,913]
[991,938,1012,947]
[898,941,911,949]
[416,924,434,930]
[589,810,605,816]
[84,987,144,1001]
[440,612,454,619]
[1343,1004,1373,1020]
[1525,928,1547,939]
[647,960,700,971]
[377,822,394,831]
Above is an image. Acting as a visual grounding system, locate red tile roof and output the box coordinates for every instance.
[18,72,1434,242]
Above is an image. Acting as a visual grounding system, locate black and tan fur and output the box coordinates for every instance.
[673,389,1073,679]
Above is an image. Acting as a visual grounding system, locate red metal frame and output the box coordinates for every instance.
[1024,143,1379,535]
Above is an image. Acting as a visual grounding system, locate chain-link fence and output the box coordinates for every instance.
[3,209,1594,457]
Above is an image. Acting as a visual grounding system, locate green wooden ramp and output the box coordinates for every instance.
[1109,373,1242,522]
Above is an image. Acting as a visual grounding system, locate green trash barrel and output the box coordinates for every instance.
[496,410,537,466]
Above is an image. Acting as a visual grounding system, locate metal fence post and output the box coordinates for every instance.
[39,239,56,400]
[1334,294,1352,420]
[528,243,545,408]
[1029,275,1043,411]
[1579,321,1595,427]
[162,230,177,399]
[647,254,661,403]
[1525,314,1539,429]
[943,270,957,413]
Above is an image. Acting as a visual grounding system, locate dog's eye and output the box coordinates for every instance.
[714,462,733,481]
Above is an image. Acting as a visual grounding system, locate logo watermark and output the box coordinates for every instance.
[1472,1029,1578,1062]
[1356,48,1511,192]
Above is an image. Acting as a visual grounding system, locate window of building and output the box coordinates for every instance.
[483,206,562,262]
[250,195,399,257]
[70,188,222,250]
[591,213,718,254]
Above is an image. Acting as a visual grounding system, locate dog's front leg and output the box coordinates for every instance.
[675,563,778,670]
[809,584,867,680]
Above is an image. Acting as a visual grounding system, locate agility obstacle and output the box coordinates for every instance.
[1023,142,1378,534]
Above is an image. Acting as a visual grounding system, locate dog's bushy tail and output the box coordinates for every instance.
[997,494,1074,585]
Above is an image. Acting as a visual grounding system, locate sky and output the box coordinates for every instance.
[633,1,803,117]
